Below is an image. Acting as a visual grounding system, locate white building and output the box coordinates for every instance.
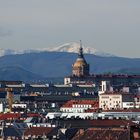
[0,103,3,112]
[12,103,27,108]
[60,100,98,113]
[99,92,135,110]
[98,81,112,95]
[134,95,140,108]
[64,77,71,85]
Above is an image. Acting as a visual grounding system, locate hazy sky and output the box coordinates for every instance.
[0,0,140,58]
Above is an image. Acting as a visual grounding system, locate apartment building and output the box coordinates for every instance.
[99,92,135,110]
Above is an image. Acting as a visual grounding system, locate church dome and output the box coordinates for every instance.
[72,41,90,77]
[73,58,87,67]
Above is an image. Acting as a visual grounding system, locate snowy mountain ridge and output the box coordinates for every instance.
[0,42,114,57]
[37,42,115,57]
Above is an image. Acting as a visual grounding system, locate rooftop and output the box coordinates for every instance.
[103,108,140,112]
[24,127,54,136]
[69,74,140,78]
[0,113,41,120]
[61,100,99,108]
[101,91,134,96]
[59,120,137,128]
[72,128,130,140]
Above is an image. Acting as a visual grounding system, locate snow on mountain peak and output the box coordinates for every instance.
[43,42,114,57]
[0,48,5,57]
[0,48,24,57]
[45,42,97,54]
[0,42,114,57]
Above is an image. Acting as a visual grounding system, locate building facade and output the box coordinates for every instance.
[60,100,98,113]
[99,92,135,110]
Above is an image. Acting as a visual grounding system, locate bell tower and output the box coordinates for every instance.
[72,41,90,77]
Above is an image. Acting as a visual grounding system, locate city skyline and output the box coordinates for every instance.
[0,0,140,58]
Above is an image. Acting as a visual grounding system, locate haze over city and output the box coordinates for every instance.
[0,0,140,58]
[1,1,140,139]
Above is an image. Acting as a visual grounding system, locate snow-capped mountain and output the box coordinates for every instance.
[0,42,114,57]
[36,42,115,57]
[0,48,19,57]
[0,48,37,57]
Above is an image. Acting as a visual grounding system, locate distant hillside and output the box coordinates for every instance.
[0,52,139,81]
[116,68,140,75]
[0,65,44,82]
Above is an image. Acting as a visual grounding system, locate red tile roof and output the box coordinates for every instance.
[27,113,41,117]
[58,120,137,129]
[61,100,99,108]
[72,128,130,140]
[0,113,21,120]
[85,108,98,113]
[135,95,140,98]
[88,120,135,127]
[0,113,41,120]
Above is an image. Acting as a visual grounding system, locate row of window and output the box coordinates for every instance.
[100,105,120,108]
[72,104,91,108]
[101,97,120,100]
[101,101,121,103]
[61,108,84,113]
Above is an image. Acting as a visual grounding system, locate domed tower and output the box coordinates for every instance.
[72,41,90,77]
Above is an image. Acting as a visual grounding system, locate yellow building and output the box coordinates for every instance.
[99,92,135,110]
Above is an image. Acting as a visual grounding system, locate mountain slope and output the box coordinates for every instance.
[116,68,140,75]
[0,52,140,79]
[0,65,44,81]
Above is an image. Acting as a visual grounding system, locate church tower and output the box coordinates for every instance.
[72,41,90,77]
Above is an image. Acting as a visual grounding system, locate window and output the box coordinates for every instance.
[102,96,109,99]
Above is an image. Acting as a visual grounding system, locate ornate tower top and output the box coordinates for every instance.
[78,40,84,59]
[72,40,90,77]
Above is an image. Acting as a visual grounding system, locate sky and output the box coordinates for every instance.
[0,0,140,58]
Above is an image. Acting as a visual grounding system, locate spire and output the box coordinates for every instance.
[78,40,84,58]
